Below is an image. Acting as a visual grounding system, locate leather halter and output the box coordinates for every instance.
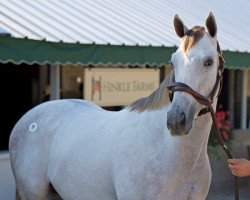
[167,42,239,200]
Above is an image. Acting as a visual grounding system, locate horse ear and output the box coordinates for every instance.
[205,12,217,37]
[173,14,188,38]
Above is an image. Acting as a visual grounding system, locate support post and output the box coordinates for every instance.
[50,65,60,100]
[241,69,248,129]
[228,70,234,129]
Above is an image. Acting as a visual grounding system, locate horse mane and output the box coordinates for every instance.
[183,26,205,52]
[129,70,174,112]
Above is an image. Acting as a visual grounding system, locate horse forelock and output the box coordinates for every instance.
[129,70,174,112]
[182,26,205,52]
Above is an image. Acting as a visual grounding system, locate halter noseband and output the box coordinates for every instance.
[167,42,239,200]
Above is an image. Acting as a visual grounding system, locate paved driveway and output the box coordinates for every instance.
[207,179,250,200]
[0,151,15,200]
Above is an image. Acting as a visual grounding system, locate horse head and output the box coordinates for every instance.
[167,12,224,136]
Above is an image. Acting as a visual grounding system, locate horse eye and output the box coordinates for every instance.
[169,61,174,68]
[204,58,213,67]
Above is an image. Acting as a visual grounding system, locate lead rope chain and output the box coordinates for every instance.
[167,82,239,200]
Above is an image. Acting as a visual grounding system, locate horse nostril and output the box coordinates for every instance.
[167,120,172,131]
[180,112,186,126]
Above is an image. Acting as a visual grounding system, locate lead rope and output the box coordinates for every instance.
[167,82,239,200]
[207,103,239,200]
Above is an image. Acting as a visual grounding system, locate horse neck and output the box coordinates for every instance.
[176,99,218,166]
[127,96,217,165]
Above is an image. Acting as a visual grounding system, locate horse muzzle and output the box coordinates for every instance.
[167,95,196,136]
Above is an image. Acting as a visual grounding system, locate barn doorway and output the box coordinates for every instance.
[0,63,40,150]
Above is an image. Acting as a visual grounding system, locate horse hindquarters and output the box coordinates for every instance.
[9,113,52,199]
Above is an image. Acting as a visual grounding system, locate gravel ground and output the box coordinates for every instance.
[207,183,250,200]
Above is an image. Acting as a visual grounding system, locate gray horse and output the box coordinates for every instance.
[10,12,221,200]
